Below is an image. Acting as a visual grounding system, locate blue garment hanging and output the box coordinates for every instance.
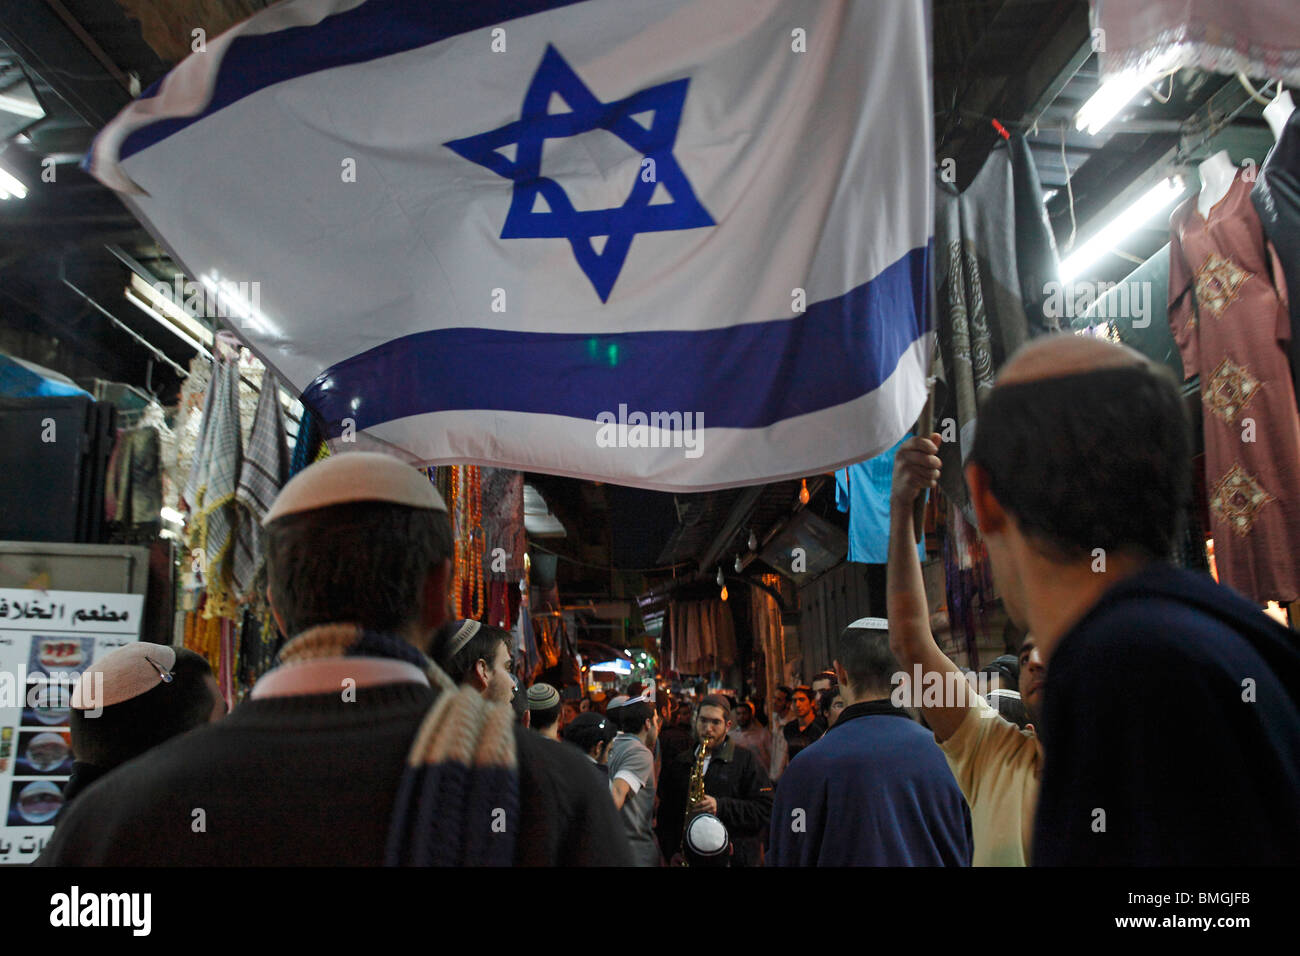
[834,436,925,564]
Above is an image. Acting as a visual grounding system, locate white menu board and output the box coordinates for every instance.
[0,588,143,863]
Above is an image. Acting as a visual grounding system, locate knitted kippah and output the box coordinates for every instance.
[265,451,446,524]
[526,683,561,710]
[72,642,177,709]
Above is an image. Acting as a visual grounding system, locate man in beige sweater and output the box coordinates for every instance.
[887,433,1042,866]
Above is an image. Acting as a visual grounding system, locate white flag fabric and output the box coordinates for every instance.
[89,0,933,491]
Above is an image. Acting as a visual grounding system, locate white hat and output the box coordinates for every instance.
[73,642,177,709]
[685,813,729,857]
[846,616,889,630]
[265,452,446,524]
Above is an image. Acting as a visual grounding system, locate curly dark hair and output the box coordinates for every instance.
[967,363,1191,562]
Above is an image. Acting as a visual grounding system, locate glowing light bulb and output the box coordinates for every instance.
[716,567,725,587]
[799,479,810,505]
[720,585,729,601]
[734,554,743,573]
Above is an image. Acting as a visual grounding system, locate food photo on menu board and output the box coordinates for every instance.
[14,730,74,776]
[7,779,66,827]
[27,636,96,681]
[20,680,71,728]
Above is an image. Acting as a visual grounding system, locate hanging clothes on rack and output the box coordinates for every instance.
[289,406,326,477]
[104,423,162,539]
[232,370,289,600]
[1253,108,1300,410]
[835,435,924,564]
[184,340,244,617]
[668,599,737,674]
[1169,169,1300,604]
[933,133,1061,524]
[1093,0,1300,88]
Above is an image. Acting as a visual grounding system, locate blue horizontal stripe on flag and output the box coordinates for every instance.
[302,242,930,434]
[119,0,590,162]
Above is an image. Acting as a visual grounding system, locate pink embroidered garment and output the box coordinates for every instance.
[1169,170,1300,603]
[1095,0,1300,86]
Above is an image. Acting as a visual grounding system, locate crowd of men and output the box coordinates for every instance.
[36,336,1300,866]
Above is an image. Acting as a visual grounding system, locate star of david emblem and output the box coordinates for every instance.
[445,45,715,302]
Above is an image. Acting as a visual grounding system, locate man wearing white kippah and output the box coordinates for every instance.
[39,452,631,867]
[61,644,225,808]
[767,617,972,866]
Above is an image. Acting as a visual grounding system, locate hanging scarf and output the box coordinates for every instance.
[274,623,519,866]
[233,371,289,599]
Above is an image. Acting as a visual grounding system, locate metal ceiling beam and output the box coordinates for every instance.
[1021,10,1093,129]
[1050,76,1257,259]
[945,0,1091,181]
[0,2,130,128]
[697,485,764,575]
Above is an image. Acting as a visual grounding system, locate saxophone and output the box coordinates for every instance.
[678,734,713,866]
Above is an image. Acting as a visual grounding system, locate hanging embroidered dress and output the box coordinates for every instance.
[1169,170,1300,603]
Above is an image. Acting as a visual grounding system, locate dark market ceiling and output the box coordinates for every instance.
[0,0,1287,594]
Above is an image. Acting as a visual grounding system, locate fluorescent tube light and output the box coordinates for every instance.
[1075,52,1178,136]
[0,164,28,200]
[128,273,214,347]
[0,91,43,118]
[125,288,213,357]
[1058,177,1185,282]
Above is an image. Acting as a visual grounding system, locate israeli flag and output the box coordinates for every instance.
[89,0,933,491]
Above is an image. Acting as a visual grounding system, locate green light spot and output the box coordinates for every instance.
[607,343,619,366]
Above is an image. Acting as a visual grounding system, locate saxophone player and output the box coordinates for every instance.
[655,694,774,867]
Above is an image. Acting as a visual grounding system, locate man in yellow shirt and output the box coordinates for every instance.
[887,433,1043,866]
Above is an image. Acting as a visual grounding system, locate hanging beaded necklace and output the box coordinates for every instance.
[448,465,485,620]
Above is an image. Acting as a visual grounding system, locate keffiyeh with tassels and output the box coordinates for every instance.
[274,623,519,866]
[233,371,289,598]
[185,347,242,615]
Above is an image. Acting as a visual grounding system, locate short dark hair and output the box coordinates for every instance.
[698,694,732,718]
[530,702,562,731]
[266,501,453,637]
[834,625,899,695]
[817,687,842,718]
[562,713,617,755]
[981,654,1020,690]
[775,685,792,698]
[70,648,216,770]
[791,685,814,702]
[433,623,512,686]
[610,699,654,734]
[812,670,837,686]
[967,364,1191,562]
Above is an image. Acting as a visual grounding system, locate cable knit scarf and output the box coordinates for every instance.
[276,624,519,866]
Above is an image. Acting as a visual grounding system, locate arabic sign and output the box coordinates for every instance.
[0,589,140,633]
[0,588,143,863]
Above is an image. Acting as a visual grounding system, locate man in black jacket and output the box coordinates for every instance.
[657,694,773,866]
